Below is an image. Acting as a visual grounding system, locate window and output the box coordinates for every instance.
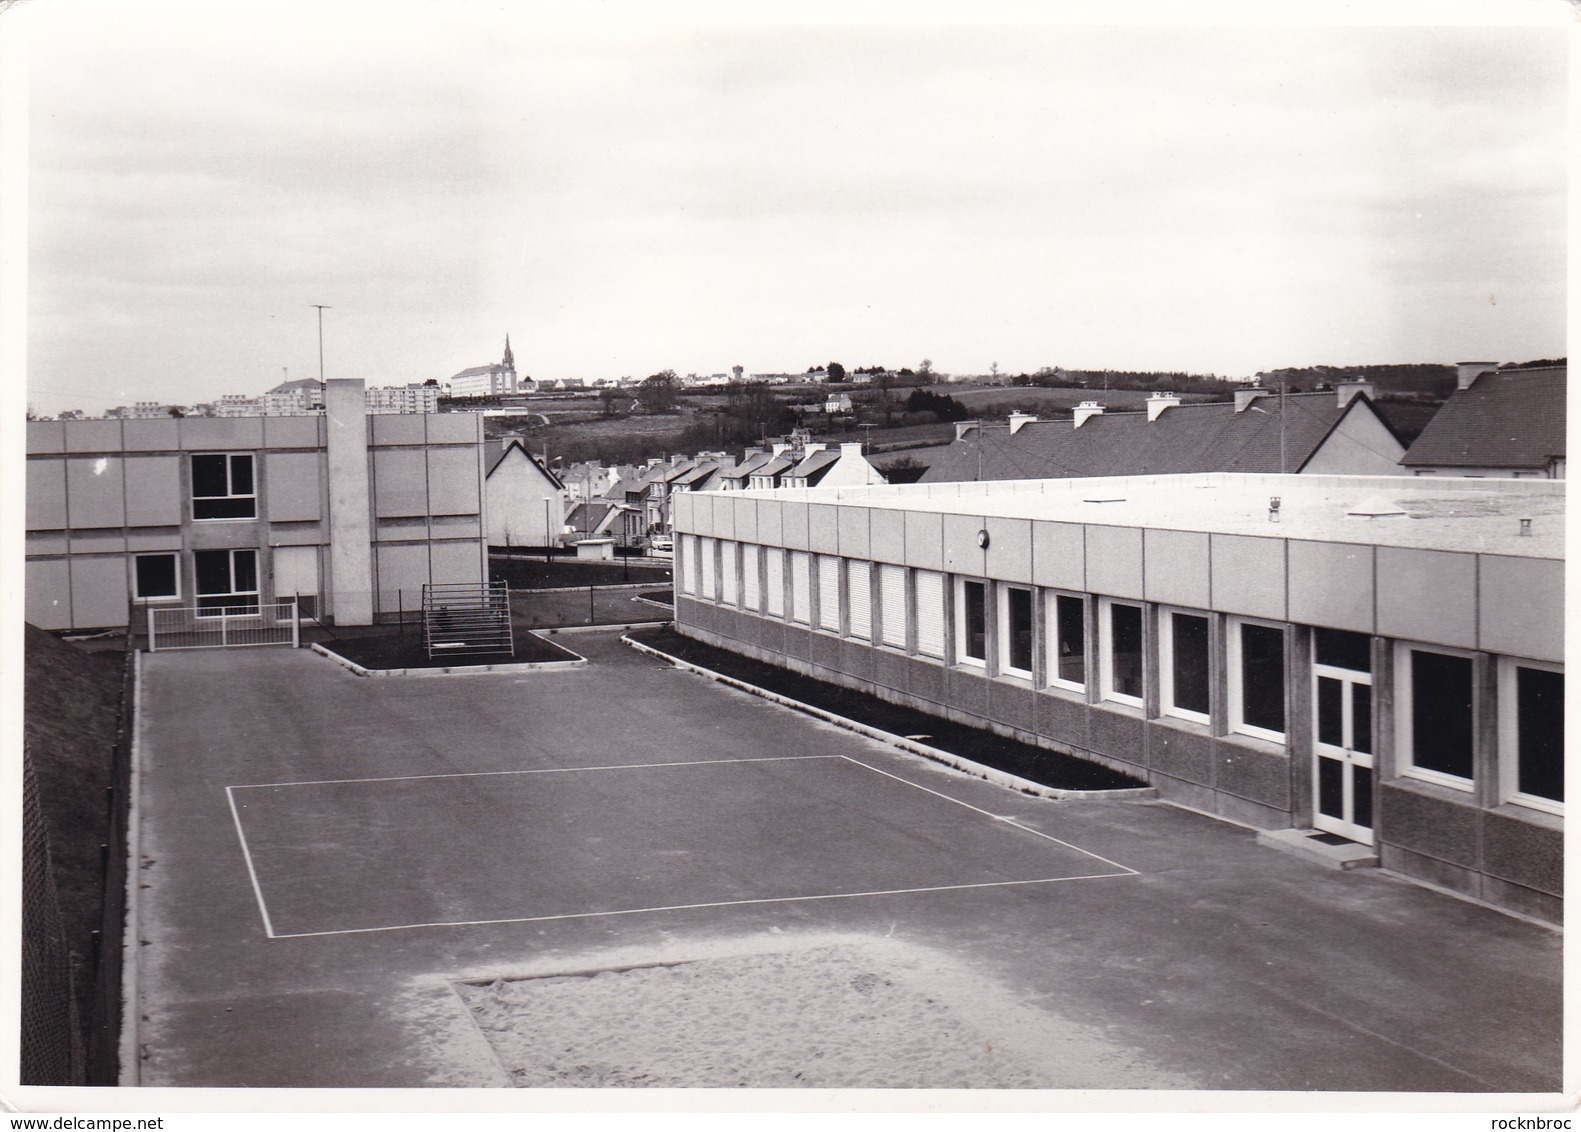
[789,551,811,624]
[914,571,946,659]
[742,544,761,610]
[1229,619,1286,739]
[817,555,840,631]
[1099,598,1143,706]
[133,553,179,601]
[879,564,907,649]
[1047,593,1086,691]
[679,534,698,595]
[1161,609,1211,723]
[956,579,987,665]
[1500,658,1562,813]
[191,453,256,520]
[194,549,259,615]
[699,537,716,599]
[1396,643,1475,788]
[999,585,1034,678]
[846,560,872,641]
[764,548,785,616]
[720,541,739,606]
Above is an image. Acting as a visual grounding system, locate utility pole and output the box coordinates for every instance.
[311,304,331,382]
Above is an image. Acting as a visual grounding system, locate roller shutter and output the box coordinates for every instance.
[721,541,739,605]
[790,550,812,624]
[879,563,907,648]
[680,534,698,594]
[699,537,716,599]
[915,570,945,657]
[765,548,785,616]
[846,560,872,640]
[742,544,761,610]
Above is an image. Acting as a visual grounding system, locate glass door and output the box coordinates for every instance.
[1312,629,1375,845]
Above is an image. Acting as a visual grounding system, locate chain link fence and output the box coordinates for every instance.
[21,754,84,1086]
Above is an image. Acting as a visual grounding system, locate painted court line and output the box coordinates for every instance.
[224,786,278,939]
[834,754,1140,877]
[228,750,1140,939]
[265,873,1138,940]
[227,753,843,792]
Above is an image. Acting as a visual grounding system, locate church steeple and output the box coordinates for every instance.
[502,335,515,372]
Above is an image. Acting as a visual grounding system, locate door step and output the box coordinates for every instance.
[1257,828,1379,871]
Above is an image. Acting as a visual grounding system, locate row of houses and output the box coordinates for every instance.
[917,366,1565,483]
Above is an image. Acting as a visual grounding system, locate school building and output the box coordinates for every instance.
[671,473,1563,922]
[25,379,489,631]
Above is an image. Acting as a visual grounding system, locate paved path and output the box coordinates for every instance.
[131,630,1561,1092]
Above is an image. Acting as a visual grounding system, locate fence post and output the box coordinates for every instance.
[589,584,595,626]
[146,606,157,652]
[290,599,300,649]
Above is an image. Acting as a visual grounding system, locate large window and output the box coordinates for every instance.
[1047,593,1086,691]
[679,534,699,595]
[1396,643,1475,788]
[764,548,785,617]
[789,551,812,624]
[846,560,872,641]
[816,555,841,631]
[1229,619,1286,740]
[191,453,256,520]
[1161,609,1211,723]
[914,571,946,659]
[720,541,739,605]
[699,537,716,599]
[1099,598,1144,706]
[879,565,907,649]
[1500,657,1563,813]
[999,585,1034,678]
[133,553,179,601]
[956,579,987,665]
[194,549,259,615]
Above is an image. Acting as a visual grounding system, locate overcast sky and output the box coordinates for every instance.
[13,0,1570,416]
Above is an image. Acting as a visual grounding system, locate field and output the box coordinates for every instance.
[925,385,1221,413]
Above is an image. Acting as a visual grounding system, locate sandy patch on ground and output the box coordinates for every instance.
[445,933,1188,1089]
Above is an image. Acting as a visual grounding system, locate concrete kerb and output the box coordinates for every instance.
[310,640,588,678]
[509,581,670,596]
[621,634,1158,804]
[539,619,672,635]
[119,649,145,1086]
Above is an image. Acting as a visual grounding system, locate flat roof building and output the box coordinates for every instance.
[672,472,1563,922]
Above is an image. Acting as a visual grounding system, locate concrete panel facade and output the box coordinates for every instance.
[27,460,68,529]
[372,448,429,518]
[264,452,323,523]
[1478,555,1563,663]
[1287,540,1373,634]
[70,556,130,629]
[1143,529,1210,609]
[66,458,127,528]
[1085,525,1144,599]
[123,457,183,527]
[1375,546,1478,650]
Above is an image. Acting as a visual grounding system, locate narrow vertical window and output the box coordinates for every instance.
[699,537,716,599]
[1049,594,1086,690]
[741,544,761,610]
[879,565,907,649]
[1500,658,1562,811]
[789,551,811,624]
[914,571,946,658]
[1401,646,1474,784]
[680,534,698,595]
[1001,586,1034,676]
[1102,600,1143,705]
[764,549,785,617]
[1232,620,1286,738]
[720,542,739,605]
[959,580,987,664]
[1164,610,1210,722]
[817,555,841,631]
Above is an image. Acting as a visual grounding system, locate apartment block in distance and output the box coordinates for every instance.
[672,473,1563,922]
[26,379,489,630]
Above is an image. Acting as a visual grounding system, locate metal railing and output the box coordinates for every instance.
[147,601,300,651]
[422,581,514,660]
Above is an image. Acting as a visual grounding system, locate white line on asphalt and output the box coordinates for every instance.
[227,753,844,791]
[266,872,1138,939]
[224,785,279,939]
[835,754,1140,876]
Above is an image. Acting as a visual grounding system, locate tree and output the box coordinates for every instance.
[637,369,680,413]
[599,387,625,417]
[826,361,846,383]
[918,358,934,379]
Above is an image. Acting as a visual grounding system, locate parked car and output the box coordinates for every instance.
[649,535,674,557]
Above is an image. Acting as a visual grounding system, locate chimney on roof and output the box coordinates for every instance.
[1335,379,1375,408]
[1146,392,1181,421]
[1072,401,1105,428]
[743,446,764,459]
[840,441,863,456]
[1008,411,1038,433]
[955,421,979,440]
[1234,387,1269,413]
[1456,361,1499,390]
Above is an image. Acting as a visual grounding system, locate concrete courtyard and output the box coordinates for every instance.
[128,628,1562,1094]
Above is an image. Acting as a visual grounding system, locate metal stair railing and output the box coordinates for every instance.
[421,581,514,660]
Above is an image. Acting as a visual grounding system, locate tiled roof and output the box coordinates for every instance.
[266,378,324,394]
[789,449,840,480]
[566,501,615,530]
[919,393,1379,483]
[1400,366,1566,470]
[485,439,563,486]
[752,456,795,480]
